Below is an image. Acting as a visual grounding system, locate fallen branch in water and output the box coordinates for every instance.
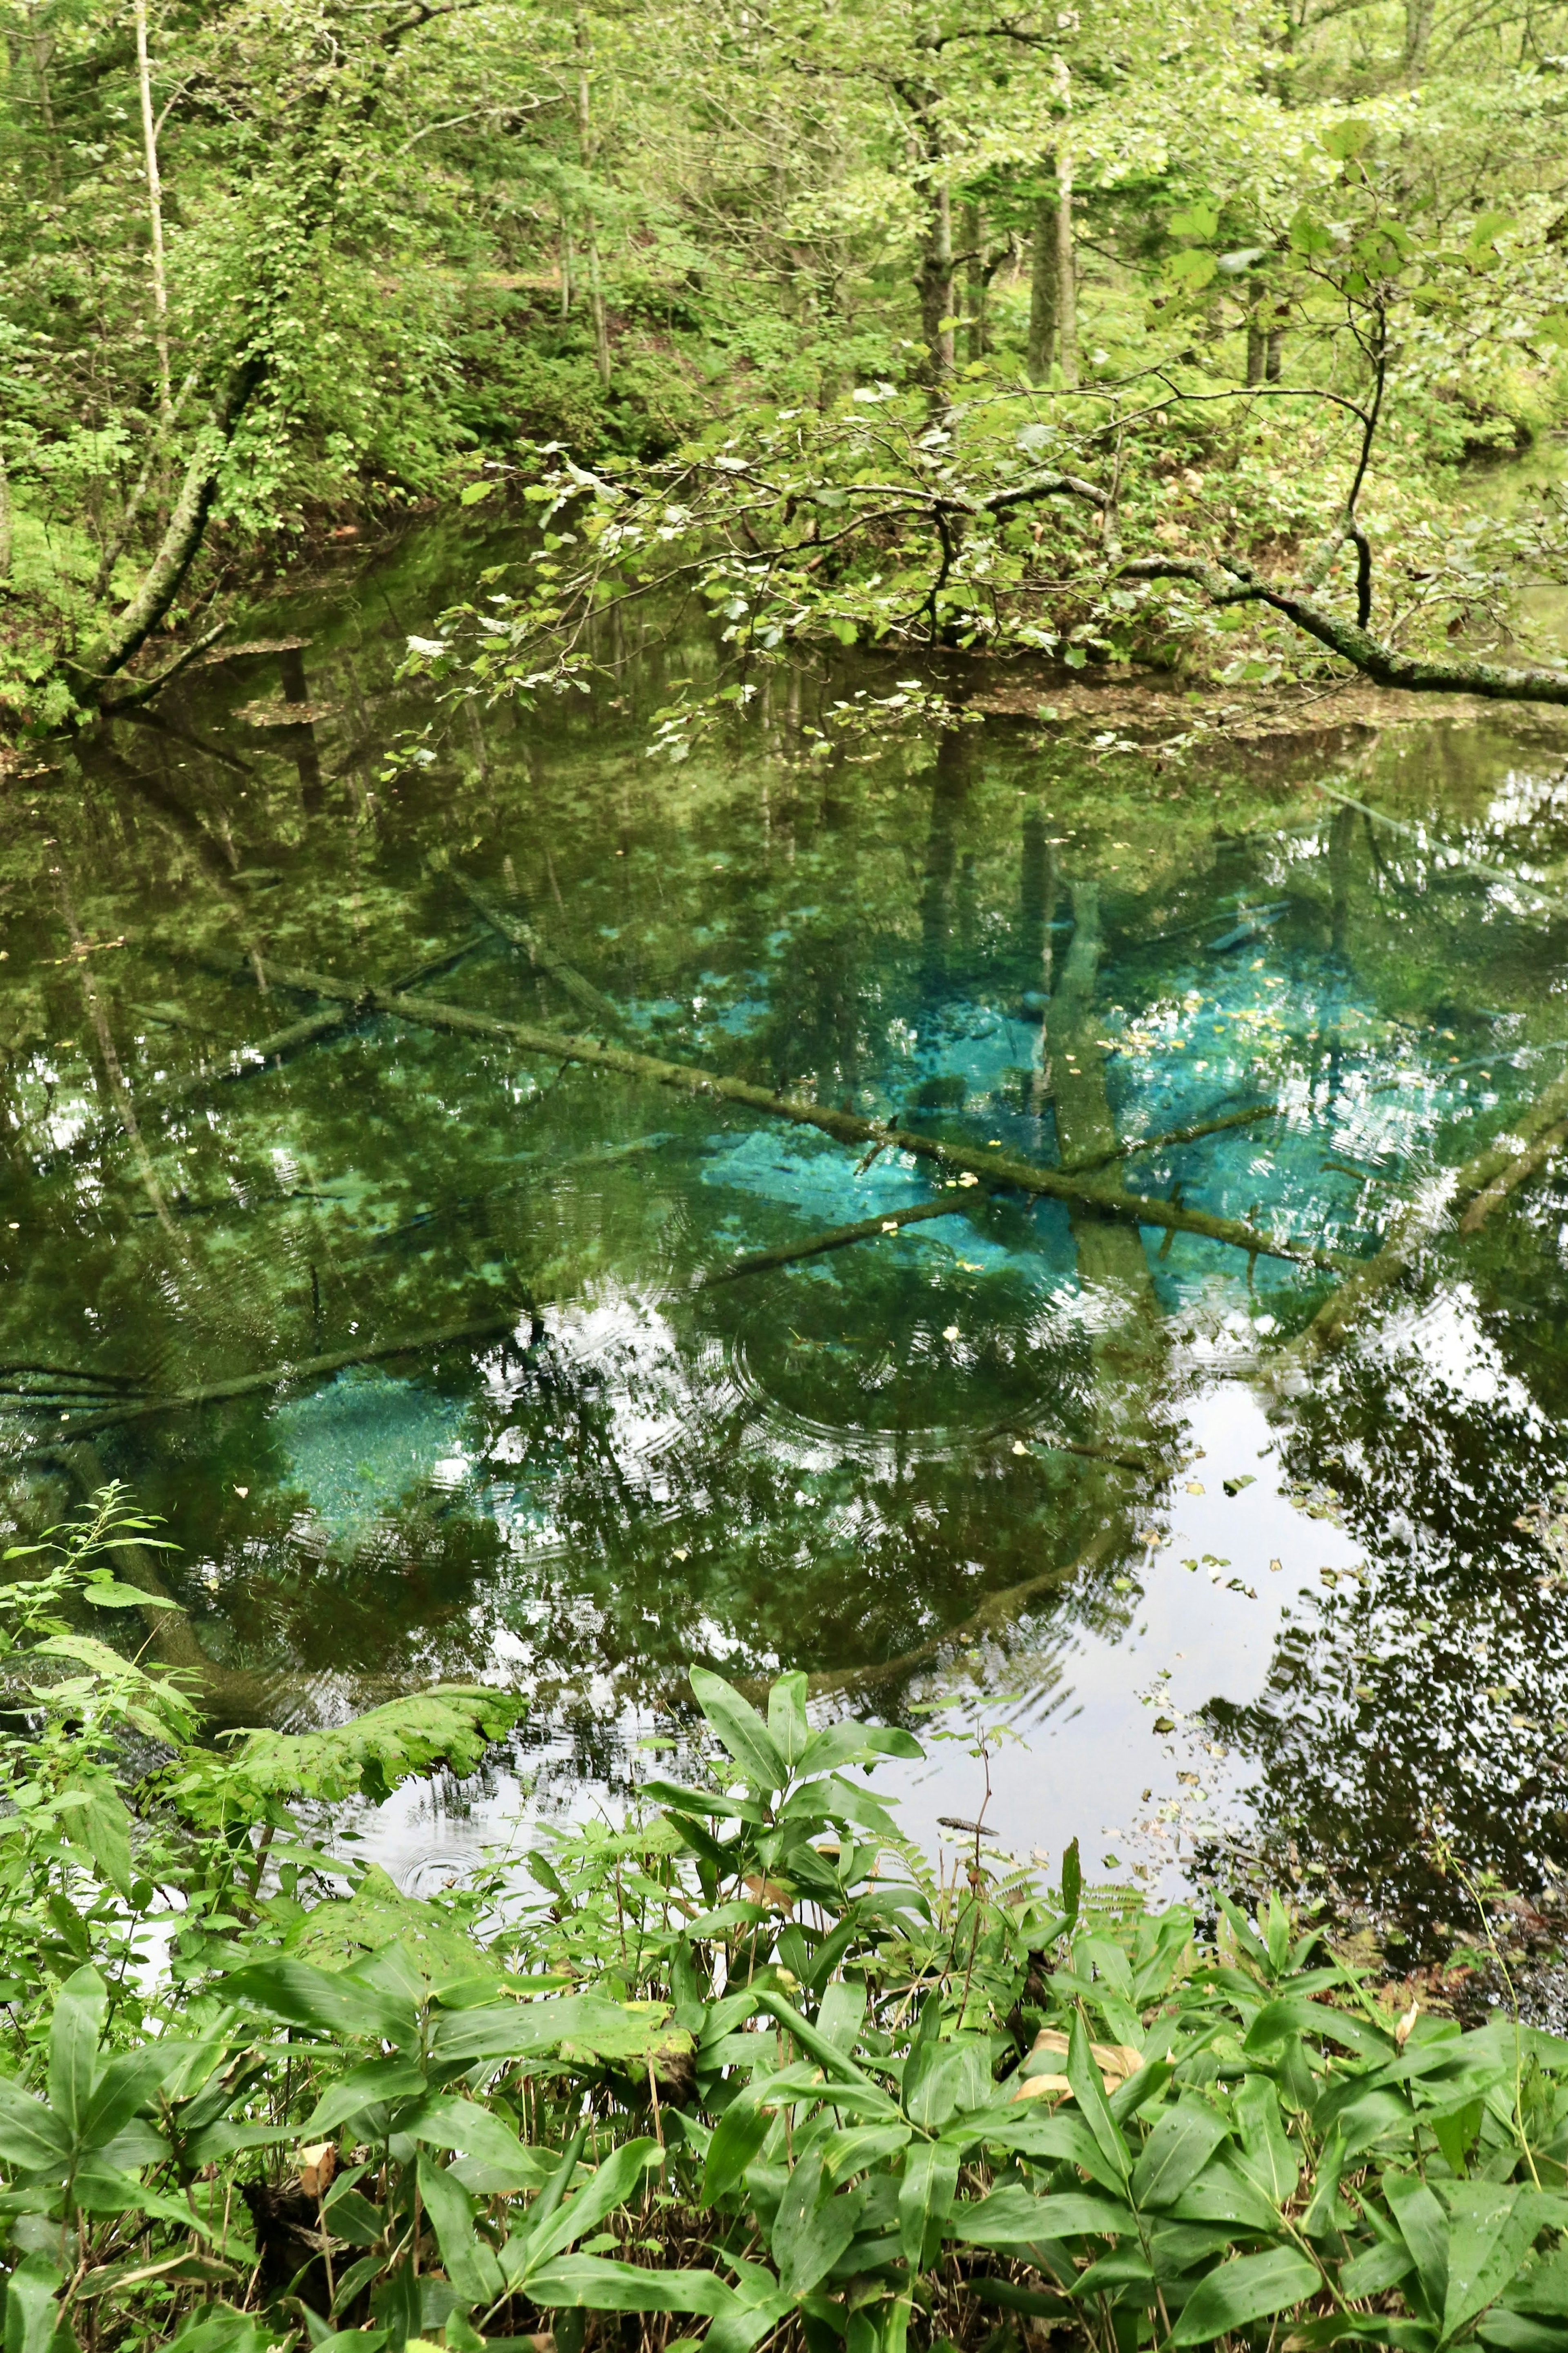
[1314,782,1568,921]
[243,955,1352,1274]
[1063,1100,1280,1173]
[697,1198,968,1285]
[3,1304,536,1448]
[1303,1062,1568,1353]
[439,862,631,1037]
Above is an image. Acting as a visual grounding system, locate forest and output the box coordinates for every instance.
[2,0,1568,731]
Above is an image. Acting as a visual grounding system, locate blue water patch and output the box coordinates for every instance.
[274,1366,474,1546]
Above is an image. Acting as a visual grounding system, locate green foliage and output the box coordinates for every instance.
[4,1493,1568,2353]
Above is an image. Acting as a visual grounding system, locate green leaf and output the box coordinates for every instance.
[303,2056,429,2136]
[416,2152,505,2304]
[703,2102,773,2204]
[48,1964,105,2141]
[1169,203,1218,239]
[220,1958,415,2046]
[523,2257,741,2315]
[400,2092,535,2175]
[1165,250,1218,290]
[952,2188,1137,2247]
[1322,118,1373,158]
[771,2150,862,2296]
[1443,2184,1539,2344]
[767,1673,811,1771]
[1168,2248,1321,2344]
[2,2254,61,2353]
[526,2139,664,2272]
[1129,2096,1229,2212]
[459,480,498,505]
[898,2141,959,2263]
[1234,2076,1299,2206]
[1067,2008,1131,2184]
[689,1668,788,1792]
[1342,2242,1418,2299]
[1171,2157,1283,2233]
[902,2036,993,2132]
[1061,1838,1081,1924]
[196,1688,523,1814]
[432,1992,692,2070]
[1386,2175,1451,2315]
[1480,2317,1568,2353]
[0,2075,71,2175]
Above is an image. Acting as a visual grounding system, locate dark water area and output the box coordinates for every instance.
[6,515,1568,1942]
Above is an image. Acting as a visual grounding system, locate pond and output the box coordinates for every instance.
[5,513,1568,1947]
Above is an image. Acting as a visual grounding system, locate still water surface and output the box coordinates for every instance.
[5,519,1568,1935]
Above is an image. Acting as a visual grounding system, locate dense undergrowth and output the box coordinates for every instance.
[3,1491,1568,2353]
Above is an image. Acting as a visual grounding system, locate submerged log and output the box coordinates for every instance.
[1314,782,1568,921]
[1302,1061,1568,1354]
[7,1305,533,1448]
[698,1198,968,1285]
[244,956,1351,1274]
[1065,1101,1279,1173]
[440,863,631,1037]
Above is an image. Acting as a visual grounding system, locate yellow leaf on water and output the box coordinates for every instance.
[1186,1481,1205,1495]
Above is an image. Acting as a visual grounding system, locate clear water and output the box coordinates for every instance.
[6,515,1568,1939]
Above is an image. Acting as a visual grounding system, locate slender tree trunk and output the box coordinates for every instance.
[575,17,611,388]
[26,2,62,201]
[1265,326,1284,381]
[962,198,986,361]
[0,436,11,586]
[1055,145,1077,388]
[1245,299,1267,384]
[917,176,954,391]
[559,208,574,317]
[1027,180,1058,381]
[74,355,262,685]
[134,0,172,424]
[1403,0,1435,72]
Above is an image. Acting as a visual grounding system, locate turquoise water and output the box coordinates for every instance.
[4,523,1568,1930]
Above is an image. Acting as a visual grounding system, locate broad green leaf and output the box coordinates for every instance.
[288,1868,508,1989]
[703,2102,773,2204]
[690,1668,788,1792]
[432,1992,691,2069]
[401,2093,536,2173]
[1235,2076,1299,2205]
[303,2056,429,2136]
[199,1688,524,1813]
[221,1957,416,2045]
[1067,2008,1131,2184]
[898,2140,959,2263]
[1322,118,1373,158]
[1480,2316,1568,2353]
[167,2306,281,2353]
[767,1673,811,1771]
[1129,2095,1229,2211]
[820,2124,911,2183]
[2,2254,61,2353]
[1386,2174,1452,2315]
[902,2036,993,2132]
[526,2138,664,2271]
[416,2152,505,2304]
[1443,2184,1539,2344]
[48,1963,105,2141]
[984,2109,1127,2199]
[80,2046,184,2150]
[0,2076,71,2174]
[1342,2241,1418,2299]
[770,2150,862,2296]
[1171,2156,1283,2233]
[1168,2248,1321,2344]
[524,2256,742,2315]
[952,2187,1137,2247]
[816,1980,866,2054]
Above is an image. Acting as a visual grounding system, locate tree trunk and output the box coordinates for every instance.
[1055,146,1077,388]
[134,0,172,424]
[917,177,954,391]
[1265,326,1284,381]
[1403,0,1435,72]
[1027,182,1058,381]
[962,198,986,362]
[73,355,262,685]
[575,17,612,388]
[559,208,573,318]
[0,435,11,586]
[1245,301,1267,384]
